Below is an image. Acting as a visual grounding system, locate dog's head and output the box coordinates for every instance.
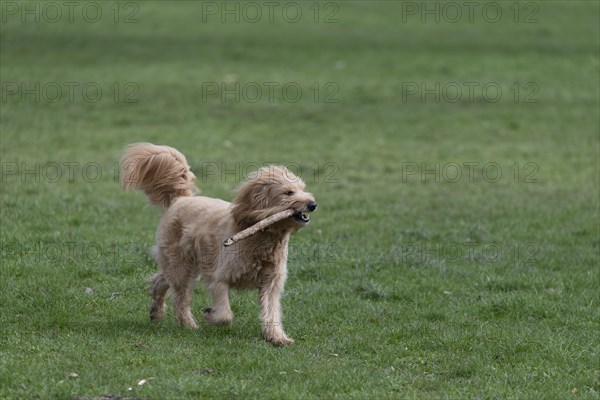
[232,166,317,229]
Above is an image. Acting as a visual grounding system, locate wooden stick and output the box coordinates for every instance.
[223,209,296,247]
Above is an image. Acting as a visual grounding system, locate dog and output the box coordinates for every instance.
[120,143,317,345]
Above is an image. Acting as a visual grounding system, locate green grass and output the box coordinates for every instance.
[1,1,599,399]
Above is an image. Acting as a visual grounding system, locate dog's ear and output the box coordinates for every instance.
[232,179,265,227]
[251,183,271,209]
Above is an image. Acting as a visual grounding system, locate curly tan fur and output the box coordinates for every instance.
[120,143,317,346]
[120,142,197,207]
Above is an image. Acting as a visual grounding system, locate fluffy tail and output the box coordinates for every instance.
[120,142,197,208]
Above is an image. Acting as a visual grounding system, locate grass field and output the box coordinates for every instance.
[1,1,599,399]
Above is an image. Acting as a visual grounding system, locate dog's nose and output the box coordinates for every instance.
[307,201,317,212]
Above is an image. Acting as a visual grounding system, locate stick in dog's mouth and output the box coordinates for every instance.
[223,208,311,247]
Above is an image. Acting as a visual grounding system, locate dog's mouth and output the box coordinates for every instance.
[293,211,310,224]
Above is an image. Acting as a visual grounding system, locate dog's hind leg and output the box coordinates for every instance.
[169,267,200,329]
[148,272,169,321]
[203,281,233,325]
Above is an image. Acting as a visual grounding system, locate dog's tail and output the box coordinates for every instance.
[120,143,197,208]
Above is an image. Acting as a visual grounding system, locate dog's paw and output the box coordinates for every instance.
[203,308,233,325]
[150,302,166,321]
[178,317,199,329]
[267,335,295,346]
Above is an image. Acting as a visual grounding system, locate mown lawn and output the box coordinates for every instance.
[1,1,598,399]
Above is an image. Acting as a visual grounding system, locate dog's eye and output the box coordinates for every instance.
[285,190,295,196]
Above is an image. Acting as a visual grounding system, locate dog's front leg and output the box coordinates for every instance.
[259,268,293,346]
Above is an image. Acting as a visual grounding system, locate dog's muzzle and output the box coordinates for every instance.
[294,201,317,224]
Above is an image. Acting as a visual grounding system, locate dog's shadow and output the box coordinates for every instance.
[60,314,262,346]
